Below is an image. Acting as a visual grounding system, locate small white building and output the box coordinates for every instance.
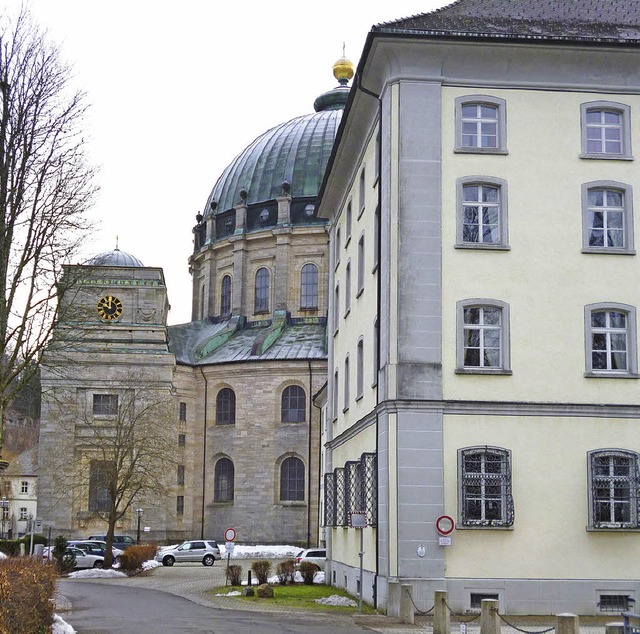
[1,447,38,538]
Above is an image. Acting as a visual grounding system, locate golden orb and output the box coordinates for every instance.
[333,56,354,83]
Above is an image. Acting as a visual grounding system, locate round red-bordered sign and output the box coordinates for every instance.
[224,527,236,542]
[435,515,455,536]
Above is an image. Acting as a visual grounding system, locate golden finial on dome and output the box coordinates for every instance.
[333,43,354,85]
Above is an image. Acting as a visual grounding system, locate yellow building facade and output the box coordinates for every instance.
[319,1,640,616]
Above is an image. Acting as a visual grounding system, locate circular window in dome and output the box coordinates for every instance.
[224,217,234,230]
[304,204,315,217]
[259,208,270,224]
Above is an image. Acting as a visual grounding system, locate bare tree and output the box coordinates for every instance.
[45,379,178,567]
[0,8,97,456]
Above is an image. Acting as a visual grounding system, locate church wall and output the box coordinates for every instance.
[198,359,324,546]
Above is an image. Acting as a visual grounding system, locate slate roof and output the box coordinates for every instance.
[4,446,38,476]
[168,317,326,366]
[375,0,640,43]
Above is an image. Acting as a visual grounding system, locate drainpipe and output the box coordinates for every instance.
[199,367,208,539]
[355,72,382,610]
[307,360,313,549]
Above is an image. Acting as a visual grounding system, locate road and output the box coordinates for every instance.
[56,561,376,634]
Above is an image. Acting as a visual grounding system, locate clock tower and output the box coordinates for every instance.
[38,248,179,539]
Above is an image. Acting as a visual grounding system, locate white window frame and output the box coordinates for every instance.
[580,101,633,160]
[358,168,366,219]
[356,337,364,400]
[344,260,351,316]
[456,299,511,374]
[333,284,340,335]
[345,201,352,245]
[456,176,509,249]
[21,481,28,494]
[455,95,508,154]
[343,355,350,412]
[587,449,639,529]
[581,181,635,254]
[357,233,365,296]
[584,303,638,378]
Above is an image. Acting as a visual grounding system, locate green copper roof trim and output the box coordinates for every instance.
[194,315,245,360]
[251,310,288,356]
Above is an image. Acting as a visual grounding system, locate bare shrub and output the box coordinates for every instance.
[226,564,243,586]
[251,559,271,584]
[118,544,158,572]
[0,557,57,632]
[299,561,317,585]
[276,559,295,585]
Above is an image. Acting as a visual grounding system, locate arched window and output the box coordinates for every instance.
[280,456,305,501]
[255,268,270,313]
[220,275,231,317]
[216,388,236,425]
[300,264,318,309]
[214,458,234,502]
[281,385,306,423]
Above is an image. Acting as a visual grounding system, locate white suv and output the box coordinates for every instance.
[155,540,222,566]
[295,547,326,570]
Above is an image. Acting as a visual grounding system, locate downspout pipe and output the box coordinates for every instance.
[199,367,208,539]
[307,360,313,549]
[355,71,382,610]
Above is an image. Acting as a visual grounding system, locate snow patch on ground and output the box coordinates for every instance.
[222,544,300,559]
[214,590,242,596]
[142,559,160,571]
[315,595,357,607]
[52,614,76,634]
[68,568,127,579]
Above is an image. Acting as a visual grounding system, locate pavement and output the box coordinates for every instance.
[55,563,617,634]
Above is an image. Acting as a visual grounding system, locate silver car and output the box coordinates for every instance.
[156,540,221,566]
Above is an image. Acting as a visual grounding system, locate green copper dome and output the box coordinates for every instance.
[204,81,350,218]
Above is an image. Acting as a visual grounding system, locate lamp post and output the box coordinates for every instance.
[0,497,7,539]
[135,508,143,544]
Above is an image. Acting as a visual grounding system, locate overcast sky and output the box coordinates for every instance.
[19,0,448,324]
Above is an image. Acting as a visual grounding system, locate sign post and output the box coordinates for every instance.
[350,512,367,613]
[224,528,236,584]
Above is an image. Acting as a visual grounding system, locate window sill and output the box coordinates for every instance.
[344,308,351,319]
[342,406,349,413]
[455,368,512,375]
[456,524,514,531]
[372,263,379,274]
[278,501,306,507]
[212,501,234,506]
[455,243,511,251]
[357,206,365,220]
[580,153,633,161]
[356,288,364,299]
[355,393,363,402]
[454,147,509,155]
[584,372,639,379]
[253,310,270,316]
[586,526,640,532]
[345,236,351,248]
[581,248,635,256]
[334,261,340,271]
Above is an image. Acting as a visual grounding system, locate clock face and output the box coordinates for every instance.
[97,295,123,321]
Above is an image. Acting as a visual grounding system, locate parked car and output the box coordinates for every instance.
[87,534,136,550]
[155,540,221,566]
[68,540,123,563]
[53,546,104,568]
[295,547,326,570]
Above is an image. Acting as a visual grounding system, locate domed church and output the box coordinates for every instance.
[38,59,353,545]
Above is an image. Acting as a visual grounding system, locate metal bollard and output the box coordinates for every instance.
[248,570,252,586]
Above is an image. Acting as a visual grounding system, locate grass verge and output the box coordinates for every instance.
[207,583,377,614]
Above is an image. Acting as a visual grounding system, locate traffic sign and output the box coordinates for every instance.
[224,527,236,542]
[435,515,455,536]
